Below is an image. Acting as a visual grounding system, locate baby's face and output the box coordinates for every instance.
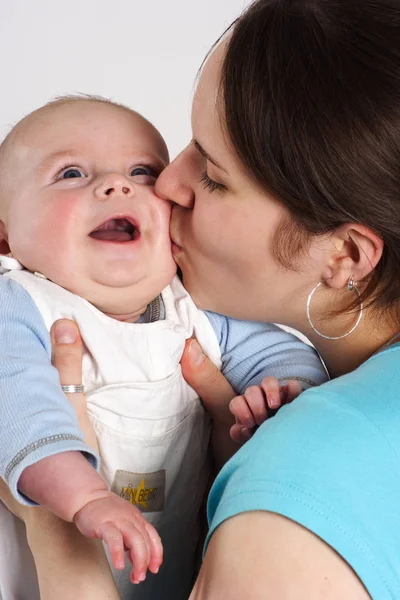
[1,102,176,319]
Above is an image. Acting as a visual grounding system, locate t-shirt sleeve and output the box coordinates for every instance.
[206,383,400,599]
[0,277,99,504]
[205,311,328,394]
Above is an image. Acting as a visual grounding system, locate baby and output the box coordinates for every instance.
[0,96,328,600]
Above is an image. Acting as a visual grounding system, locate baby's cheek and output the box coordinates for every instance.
[12,204,75,273]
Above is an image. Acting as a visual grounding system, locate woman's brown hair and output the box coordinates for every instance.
[221,0,400,314]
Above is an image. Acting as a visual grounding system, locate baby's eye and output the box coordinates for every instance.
[129,165,158,185]
[59,167,86,179]
[130,166,155,177]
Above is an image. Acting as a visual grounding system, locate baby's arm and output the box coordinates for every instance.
[0,278,162,582]
[0,278,96,500]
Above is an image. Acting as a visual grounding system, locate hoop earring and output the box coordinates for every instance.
[306,277,363,340]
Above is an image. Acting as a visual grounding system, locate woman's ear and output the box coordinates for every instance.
[322,224,383,289]
[0,221,11,255]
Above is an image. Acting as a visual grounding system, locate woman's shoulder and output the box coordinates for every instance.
[207,345,400,599]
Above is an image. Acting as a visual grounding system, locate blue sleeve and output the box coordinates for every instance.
[205,312,328,394]
[0,277,98,504]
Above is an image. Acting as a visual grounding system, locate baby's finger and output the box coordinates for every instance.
[244,386,269,425]
[99,524,125,571]
[261,376,282,410]
[144,521,163,574]
[229,395,255,427]
[123,524,151,584]
[284,380,303,403]
[230,423,252,444]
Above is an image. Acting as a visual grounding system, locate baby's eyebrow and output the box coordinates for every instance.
[38,150,79,172]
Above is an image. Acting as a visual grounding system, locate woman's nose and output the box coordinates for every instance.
[156,149,195,208]
[94,174,134,199]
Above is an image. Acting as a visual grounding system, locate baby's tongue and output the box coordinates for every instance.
[90,229,131,242]
[91,218,133,242]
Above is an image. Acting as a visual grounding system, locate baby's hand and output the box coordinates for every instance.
[74,491,163,584]
[229,376,303,444]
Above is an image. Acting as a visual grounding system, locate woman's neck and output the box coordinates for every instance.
[300,311,398,379]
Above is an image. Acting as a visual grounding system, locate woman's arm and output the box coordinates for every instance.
[0,320,120,600]
[25,504,119,600]
[190,512,370,600]
[0,479,119,599]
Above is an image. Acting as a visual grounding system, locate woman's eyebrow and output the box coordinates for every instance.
[192,139,228,174]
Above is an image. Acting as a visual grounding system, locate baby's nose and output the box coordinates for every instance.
[104,184,131,196]
[95,174,134,198]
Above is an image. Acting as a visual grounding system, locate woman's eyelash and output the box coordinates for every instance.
[199,172,226,193]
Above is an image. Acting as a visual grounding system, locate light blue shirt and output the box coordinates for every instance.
[0,277,327,501]
[207,343,400,600]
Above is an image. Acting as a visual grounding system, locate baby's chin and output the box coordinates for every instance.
[79,270,176,322]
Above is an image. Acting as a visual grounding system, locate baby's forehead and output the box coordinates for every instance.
[4,101,168,164]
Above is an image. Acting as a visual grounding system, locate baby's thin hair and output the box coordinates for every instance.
[1,93,133,147]
[43,93,131,112]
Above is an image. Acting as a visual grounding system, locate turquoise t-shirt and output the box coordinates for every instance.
[207,344,400,600]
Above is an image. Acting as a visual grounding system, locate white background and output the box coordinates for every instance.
[0,0,251,158]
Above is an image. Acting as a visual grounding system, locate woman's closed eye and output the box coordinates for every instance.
[200,171,227,193]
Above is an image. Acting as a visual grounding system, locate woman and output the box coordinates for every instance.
[4,0,400,597]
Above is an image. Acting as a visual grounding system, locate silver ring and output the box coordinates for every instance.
[61,384,84,394]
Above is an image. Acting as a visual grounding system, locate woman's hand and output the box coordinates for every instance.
[50,319,98,452]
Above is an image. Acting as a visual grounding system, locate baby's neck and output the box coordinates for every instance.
[104,309,147,323]
[103,294,162,324]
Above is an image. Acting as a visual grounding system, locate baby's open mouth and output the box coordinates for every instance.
[89,218,140,243]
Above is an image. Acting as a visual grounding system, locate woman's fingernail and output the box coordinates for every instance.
[241,427,251,439]
[189,339,205,367]
[54,321,77,344]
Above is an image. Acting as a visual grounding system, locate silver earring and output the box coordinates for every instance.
[306,276,363,340]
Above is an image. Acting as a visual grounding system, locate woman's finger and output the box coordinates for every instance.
[181,338,236,424]
[50,319,83,385]
[50,319,98,451]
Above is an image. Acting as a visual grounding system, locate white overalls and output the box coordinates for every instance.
[0,268,221,600]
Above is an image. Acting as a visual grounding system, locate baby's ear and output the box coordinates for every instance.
[0,221,11,255]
